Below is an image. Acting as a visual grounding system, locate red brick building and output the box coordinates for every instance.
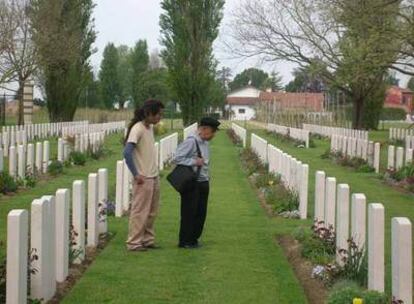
[384,86,413,113]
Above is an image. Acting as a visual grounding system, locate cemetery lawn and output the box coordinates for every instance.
[250,128,414,292]
[62,131,307,304]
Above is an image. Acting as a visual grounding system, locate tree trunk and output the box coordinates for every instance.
[353,98,364,129]
[17,80,24,125]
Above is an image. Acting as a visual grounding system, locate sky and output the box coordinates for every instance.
[91,0,298,85]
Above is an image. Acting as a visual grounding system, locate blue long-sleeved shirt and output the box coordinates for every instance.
[173,133,210,182]
[123,142,139,177]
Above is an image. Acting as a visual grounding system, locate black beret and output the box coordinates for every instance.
[200,117,221,130]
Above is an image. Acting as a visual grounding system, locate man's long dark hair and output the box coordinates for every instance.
[124,99,165,144]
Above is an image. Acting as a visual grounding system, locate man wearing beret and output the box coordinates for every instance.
[173,117,220,249]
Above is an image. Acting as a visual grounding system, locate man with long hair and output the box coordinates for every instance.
[123,99,164,252]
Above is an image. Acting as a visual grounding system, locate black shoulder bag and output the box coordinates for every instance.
[167,139,202,193]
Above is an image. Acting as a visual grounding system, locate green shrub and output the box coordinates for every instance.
[24,171,37,188]
[70,151,87,166]
[293,221,336,265]
[327,280,388,304]
[393,163,414,181]
[48,161,64,176]
[380,108,407,121]
[336,239,368,287]
[254,172,280,188]
[0,172,18,194]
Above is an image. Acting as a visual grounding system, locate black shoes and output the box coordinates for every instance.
[178,242,202,249]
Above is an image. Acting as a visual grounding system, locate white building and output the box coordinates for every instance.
[226,86,261,121]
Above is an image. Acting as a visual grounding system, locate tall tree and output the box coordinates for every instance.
[230,0,401,129]
[149,48,163,70]
[31,0,96,121]
[117,45,132,109]
[0,0,37,124]
[130,40,149,106]
[285,64,326,93]
[262,71,283,92]
[99,43,121,109]
[229,68,269,91]
[160,0,225,125]
[217,66,232,92]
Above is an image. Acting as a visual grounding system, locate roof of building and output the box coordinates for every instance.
[226,96,259,106]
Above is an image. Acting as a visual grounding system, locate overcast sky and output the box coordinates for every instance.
[91,0,298,85]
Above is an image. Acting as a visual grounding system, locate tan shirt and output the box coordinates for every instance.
[127,122,158,178]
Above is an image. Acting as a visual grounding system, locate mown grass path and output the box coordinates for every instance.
[62,132,307,304]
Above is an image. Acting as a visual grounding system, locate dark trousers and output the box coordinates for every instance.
[179,181,210,246]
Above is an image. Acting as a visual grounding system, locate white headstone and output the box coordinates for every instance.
[9,146,17,178]
[368,203,384,292]
[336,184,350,265]
[392,218,412,304]
[374,143,381,174]
[27,143,35,175]
[351,194,366,251]
[388,145,395,170]
[122,160,131,212]
[30,198,53,301]
[43,141,50,174]
[55,189,70,283]
[325,177,337,228]
[42,195,56,299]
[115,160,124,218]
[17,145,25,180]
[396,147,404,170]
[87,173,99,247]
[6,210,28,304]
[299,164,308,219]
[98,168,109,234]
[315,171,326,222]
[72,180,86,264]
[35,142,42,173]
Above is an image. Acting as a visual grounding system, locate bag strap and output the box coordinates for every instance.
[194,138,202,177]
[194,138,202,158]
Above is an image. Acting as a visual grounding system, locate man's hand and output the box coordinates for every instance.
[134,175,145,185]
[195,157,204,167]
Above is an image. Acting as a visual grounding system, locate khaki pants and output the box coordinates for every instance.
[126,177,160,250]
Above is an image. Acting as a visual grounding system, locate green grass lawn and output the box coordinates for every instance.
[61,131,307,304]
[247,126,414,294]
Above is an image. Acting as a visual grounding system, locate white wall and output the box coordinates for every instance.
[229,105,256,121]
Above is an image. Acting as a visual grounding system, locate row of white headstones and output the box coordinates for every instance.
[232,123,247,148]
[267,123,310,148]
[250,132,309,219]
[330,135,381,173]
[314,171,412,304]
[61,121,126,138]
[303,123,369,140]
[2,121,126,179]
[245,124,412,303]
[2,131,111,181]
[389,127,414,141]
[6,168,109,304]
[1,121,89,153]
[387,145,414,171]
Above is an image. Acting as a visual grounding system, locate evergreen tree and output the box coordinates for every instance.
[99,43,121,109]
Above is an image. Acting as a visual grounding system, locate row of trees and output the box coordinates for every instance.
[230,0,414,129]
[98,43,169,109]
